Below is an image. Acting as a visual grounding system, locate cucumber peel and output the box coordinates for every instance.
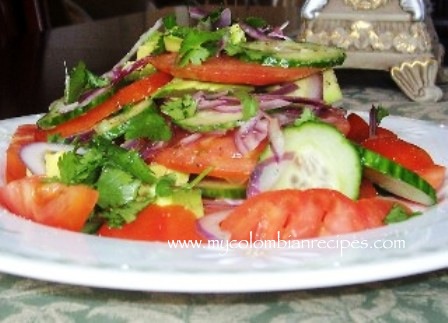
[234,40,346,68]
[358,146,437,206]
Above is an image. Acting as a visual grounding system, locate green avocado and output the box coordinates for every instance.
[155,78,254,98]
[155,188,204,218]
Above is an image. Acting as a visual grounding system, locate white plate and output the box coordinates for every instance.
[0,114,447,293]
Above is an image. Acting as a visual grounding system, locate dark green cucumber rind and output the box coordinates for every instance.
[235,41,346,68]
[94,99,153,140]
[173,110,243,133]
[37,89,114,129]
[260,121,361,199]
[197,179,246,199]
[359,147,437,206]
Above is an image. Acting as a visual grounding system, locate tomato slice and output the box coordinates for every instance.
[346,113,397,143]
[148,53,321,86]
[358,178,378,199]
[5,124,44,183]
[361,136,435,171]
[220,189,371,241]
[0,176,98,231]
[357,197,397,228]
[152,131,267,184]
[415,164,446,190]
[98,204,206,242]
[40,72,172,138]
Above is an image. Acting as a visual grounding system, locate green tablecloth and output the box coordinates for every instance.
[1,74,447,322]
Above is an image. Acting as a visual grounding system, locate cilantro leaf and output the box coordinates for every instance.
[155,174,177,197]
[92,137,157,184]
[235,91,258,120]
[96,167,141,208]
[124,107,172,141]
[163,14,177,30]
[244,17,268,28]
[294,108,318,126]
[384,204,421,224]
[101,199,152,228]
[161,95,197,121]
[178,29,225,66]
[58,148,103,185]
[64,61,109,104]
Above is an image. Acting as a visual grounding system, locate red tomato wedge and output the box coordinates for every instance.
[361,136,446,189]
[5,124,44,183]
[357,197,398,228]
[98,204,206,242]
[152,131,267,184]
[0,176,98,231]
[415,164,446,190]
[39,72,172,138]
[361,136,435,170]
[358,178,378,199]
[346,113,396,143]
[148,53,322,86]
[220,189,379,241]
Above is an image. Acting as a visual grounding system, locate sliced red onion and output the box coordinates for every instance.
[267,22,291,40]
[214,8,232,29]
[197,210,232,241]
[266,115,284,161]
[104,18,163,79]
[20,142,76,175]
[234,114,269,155]
[246,152,295,198]
[178,133,202,146]
[258,98,291,110]
[189,7,209,20]
[238,22,270,41]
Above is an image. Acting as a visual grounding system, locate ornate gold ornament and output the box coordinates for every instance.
[299,0,443,102]
[343,0,389,10]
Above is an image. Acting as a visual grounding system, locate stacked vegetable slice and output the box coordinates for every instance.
[0,7,445,242]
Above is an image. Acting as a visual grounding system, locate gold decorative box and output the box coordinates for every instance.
[298,0,445,102]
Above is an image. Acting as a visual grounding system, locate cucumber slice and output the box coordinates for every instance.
[197,179,246,199]
[37,89,113,129]
[235,40,346,68]
[359,147,437,206]
[248,121,361,199]
[174,110,243,133]
[94,99,153,139]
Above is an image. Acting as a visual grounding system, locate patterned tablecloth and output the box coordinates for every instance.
[1,73,448,323]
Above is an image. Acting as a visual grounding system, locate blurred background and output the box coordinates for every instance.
[1,1,446,43]
[0,0,447,67]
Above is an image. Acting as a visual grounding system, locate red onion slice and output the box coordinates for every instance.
[197,210,233,241]
[246,152,295,197]
[20,142,76,175]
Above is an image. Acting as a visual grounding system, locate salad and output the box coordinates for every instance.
[0,7,446,242]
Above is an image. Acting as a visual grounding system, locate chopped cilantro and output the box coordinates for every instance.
[124,107,172,141]
[178,29,226,66]
[96,167,141,208]
[161,95,197,121]
[163,14,178,30]
[92,136,157,184]
[236,91,258,120]
[384,204,421,224]
[58,148,103,185]
[101,199,152,228]
[294,108,318,126]
[244,17,268,28]
[64,61,109,104]
[155,174,177,197]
